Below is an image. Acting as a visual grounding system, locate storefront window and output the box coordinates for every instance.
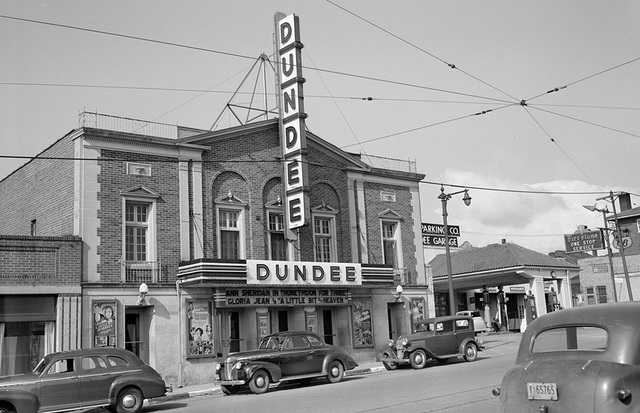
[187,301,214,357]
[1,321,54,375]
[352,298,373,347]
[93,301,117,347]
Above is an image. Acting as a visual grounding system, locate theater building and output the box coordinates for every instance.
[0,112,428,386]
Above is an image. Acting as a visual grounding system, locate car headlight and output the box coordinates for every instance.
[387,339,395,347]
[233,361,244,370]
[215,363,221,371]
[400,338,409,347]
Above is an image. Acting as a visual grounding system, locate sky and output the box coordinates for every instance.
[2,1,639,255]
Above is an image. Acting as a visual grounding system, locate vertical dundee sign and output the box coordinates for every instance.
[275,12,310,232]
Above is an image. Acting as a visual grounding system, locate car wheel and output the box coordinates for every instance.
[409,349,428,369]
[463,343,478,362]
[382,352,398,371]
[0,402,16,413]
[115,387,143,413]
[249,370,270,394]
[221,384,241,395]
[327,360,345,383]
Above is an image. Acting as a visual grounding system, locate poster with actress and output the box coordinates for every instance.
[187,301,213,357]
[93,301,116,347]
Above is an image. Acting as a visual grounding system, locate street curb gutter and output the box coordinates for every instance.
[146,365,385,404]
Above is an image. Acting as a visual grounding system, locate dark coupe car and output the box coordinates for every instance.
[494,302,640,412]
[0,347,167,413]
[215,331,358,395]
[381,315,483,370]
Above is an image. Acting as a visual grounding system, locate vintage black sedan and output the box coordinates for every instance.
[494,302,640,412]
[215,331,358,394]
[381,315,483,370]
[0,347,167,413]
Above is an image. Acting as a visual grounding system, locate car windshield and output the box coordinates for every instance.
[259,336,284,350]
[414,322,435,333]
[531,326,608,353]
[33,357,49,374]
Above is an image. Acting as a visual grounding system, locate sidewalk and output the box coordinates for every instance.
[147,331,521,405]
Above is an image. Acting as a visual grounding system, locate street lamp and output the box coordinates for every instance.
[438,185,472,315]
[582,204,618,302]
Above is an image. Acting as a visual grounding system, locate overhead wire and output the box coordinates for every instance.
[2,13,638,202]
[0,14,509,105]
[324,0,520,102]
[0,154,617,196]
[340,102,517,149]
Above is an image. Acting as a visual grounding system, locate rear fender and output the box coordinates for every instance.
[0,389,39,413]
[245,361,282,382]
[108,373,165,402]
[458,339,479,354]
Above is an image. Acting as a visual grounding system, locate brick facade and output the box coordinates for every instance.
[0,116,428,386]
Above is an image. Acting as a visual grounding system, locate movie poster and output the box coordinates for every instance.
[187,301,214,357]
[411,298,425,324]
[93,301,117,347]
[352,298,373,347]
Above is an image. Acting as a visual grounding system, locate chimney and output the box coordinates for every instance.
[619,192,632,212]
[501,239,506,244]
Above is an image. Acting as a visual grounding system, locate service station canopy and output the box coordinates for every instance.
[429,242,580,293]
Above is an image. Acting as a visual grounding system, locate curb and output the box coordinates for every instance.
[147,365,384,403]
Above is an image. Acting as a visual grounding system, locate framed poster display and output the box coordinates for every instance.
[352,298,373,347]
[411,298,426,324]
[305,311,317,333]
[93,301,117,347]
[187,300,214,358]
[257,312,271,341]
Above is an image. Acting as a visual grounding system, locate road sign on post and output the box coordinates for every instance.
[563,229,604,252]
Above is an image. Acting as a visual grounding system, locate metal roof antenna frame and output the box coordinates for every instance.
[210,53,279,131]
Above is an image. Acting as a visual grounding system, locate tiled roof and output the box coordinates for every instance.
[430,242,579,278]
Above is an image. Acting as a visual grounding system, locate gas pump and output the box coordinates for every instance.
[524,290,537,324]
[497,286,507,331]
[482,286,491,329]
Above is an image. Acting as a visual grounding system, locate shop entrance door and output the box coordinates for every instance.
[125,307,149,363]
[277,310,289,332]
[387,303,406,340]
[219,310,244,358]
[322,310,334,344]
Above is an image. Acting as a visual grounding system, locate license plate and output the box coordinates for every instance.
[527,382,558,400]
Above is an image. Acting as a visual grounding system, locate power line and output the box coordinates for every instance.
[520,106,600,188]
[324,0,520,102]
[526,56,640,103]
[0,154,617,197]
[528,106,640,141]
[0,14,509,105]
[339,103,517,149]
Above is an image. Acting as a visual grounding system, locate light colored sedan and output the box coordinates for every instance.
[456,310,488,334]
[494,302,640,412]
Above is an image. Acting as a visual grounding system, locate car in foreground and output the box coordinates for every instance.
[215,331,358,394]
[456,310,488,334]
[493,301,640,412]
[0,347,168,413]
[381,315,484,370]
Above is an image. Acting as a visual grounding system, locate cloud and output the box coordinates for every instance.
[423,170,634,253]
